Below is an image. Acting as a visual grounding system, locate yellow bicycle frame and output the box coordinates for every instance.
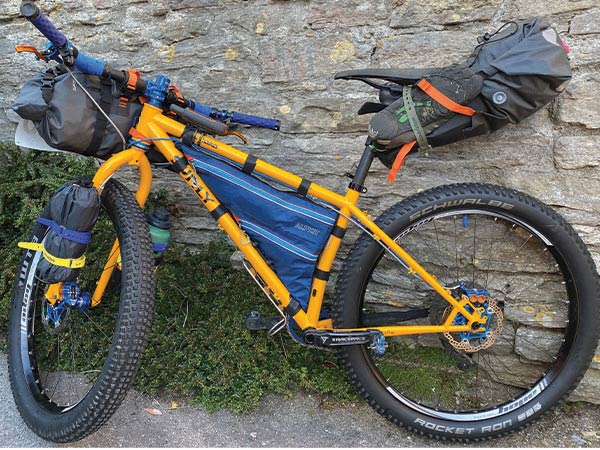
[89,102,486,337]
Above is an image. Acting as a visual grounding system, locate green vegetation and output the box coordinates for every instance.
[0,144,97,341]
[137,238,355,412]
[0,144,355,412]
[378,341,477,408]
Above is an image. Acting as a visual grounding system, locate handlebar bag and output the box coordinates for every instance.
[186,145,338,311]
[35,177,100,283]
[369,17,572,167]
[13,65,142,159]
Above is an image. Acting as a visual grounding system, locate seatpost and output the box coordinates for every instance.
[349,137,375,193]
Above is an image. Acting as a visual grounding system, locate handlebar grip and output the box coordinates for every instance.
[73,50,105,77]
[231,111,281,131]
[171,105,229,135]
[20,1,67,48]
[191,102,214,118]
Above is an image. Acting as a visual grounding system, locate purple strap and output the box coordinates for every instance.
[36,217,92,245]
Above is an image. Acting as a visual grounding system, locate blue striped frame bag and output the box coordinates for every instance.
[186,146,338,310]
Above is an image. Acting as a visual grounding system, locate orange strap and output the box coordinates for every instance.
[417,79,476,117]
[126,68,141,92]
[387,141,416,183]
[169,84,185,103]
[129,127,150,144]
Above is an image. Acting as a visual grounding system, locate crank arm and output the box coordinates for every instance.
[303,329,382,347]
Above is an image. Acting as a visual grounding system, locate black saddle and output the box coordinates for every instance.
[334,68,440,114]
[334,68,437,87]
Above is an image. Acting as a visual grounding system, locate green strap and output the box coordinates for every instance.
[403,85,431,151]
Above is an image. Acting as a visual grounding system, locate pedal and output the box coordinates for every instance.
[244,311,284,331]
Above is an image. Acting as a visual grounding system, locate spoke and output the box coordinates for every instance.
[480,351,531,395]
[405,227,454,285]
[475,351,481,406]
[81,311,111,341]
[472,215,477,286]
[515,335,563,361]
[71,321,77,406]
[49,335,62,402]
[454,216,459,282]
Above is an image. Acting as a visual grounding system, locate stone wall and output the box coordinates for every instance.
[1,1,599,402]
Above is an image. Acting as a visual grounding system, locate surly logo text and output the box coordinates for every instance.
[409,199,515,221]
[181,167,215,204]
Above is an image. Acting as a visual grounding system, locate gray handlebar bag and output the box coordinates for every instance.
[12,65,142,159]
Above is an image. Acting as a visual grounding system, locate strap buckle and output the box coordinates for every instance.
[126,68,142,92]
[18,242,86,269]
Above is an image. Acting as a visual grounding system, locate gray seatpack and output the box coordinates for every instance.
[368,17,571,167]
[12,65,142,159]
[467,17,572,129]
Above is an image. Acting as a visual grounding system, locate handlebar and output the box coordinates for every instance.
[20,1,107,78]
[20,1,67,48]
[19,2,280,133]
[170,105,229,136]
[191,102,281,131]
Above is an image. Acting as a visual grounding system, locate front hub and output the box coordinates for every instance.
[42,281,91,333]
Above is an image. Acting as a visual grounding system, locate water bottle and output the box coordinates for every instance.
[147,207,171,259]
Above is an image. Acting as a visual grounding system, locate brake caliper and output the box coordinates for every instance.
[443,283,503,353]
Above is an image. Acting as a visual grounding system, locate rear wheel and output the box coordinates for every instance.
[7,179,155,442]
[334,183,599,440]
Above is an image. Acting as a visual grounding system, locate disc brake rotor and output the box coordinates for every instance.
[442,298,503,353]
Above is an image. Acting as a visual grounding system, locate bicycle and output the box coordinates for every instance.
[7,2,600,443]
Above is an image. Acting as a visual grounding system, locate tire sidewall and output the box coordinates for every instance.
[335,184,599,439]
[7,179,154,442]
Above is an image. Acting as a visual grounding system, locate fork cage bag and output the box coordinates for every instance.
[185,146,338,309]
[37,178,100,283]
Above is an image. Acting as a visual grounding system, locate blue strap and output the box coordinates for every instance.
[36,217,92,245]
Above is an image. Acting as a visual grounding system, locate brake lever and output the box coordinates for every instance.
[15,44,48,61]
[226,130,248,144]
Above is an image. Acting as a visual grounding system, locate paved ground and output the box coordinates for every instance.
[2,353,600,448]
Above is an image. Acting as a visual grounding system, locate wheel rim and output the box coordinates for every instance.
[358,208,577,421]
[17,210,121,412]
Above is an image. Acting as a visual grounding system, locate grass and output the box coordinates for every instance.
[0,144,97,346]
[0,143,464,414]
[0,143,356,412]
[134,238,357,412]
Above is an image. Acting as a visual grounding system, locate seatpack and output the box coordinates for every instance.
[19,178,100,284]
[367,17,572,168]
[12,65,142,159]
[185,146,338,310]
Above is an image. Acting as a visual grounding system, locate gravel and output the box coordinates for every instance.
[2,353,599,448]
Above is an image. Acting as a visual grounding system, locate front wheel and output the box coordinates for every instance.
[334,183,599,440]
[7,179,155,443]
